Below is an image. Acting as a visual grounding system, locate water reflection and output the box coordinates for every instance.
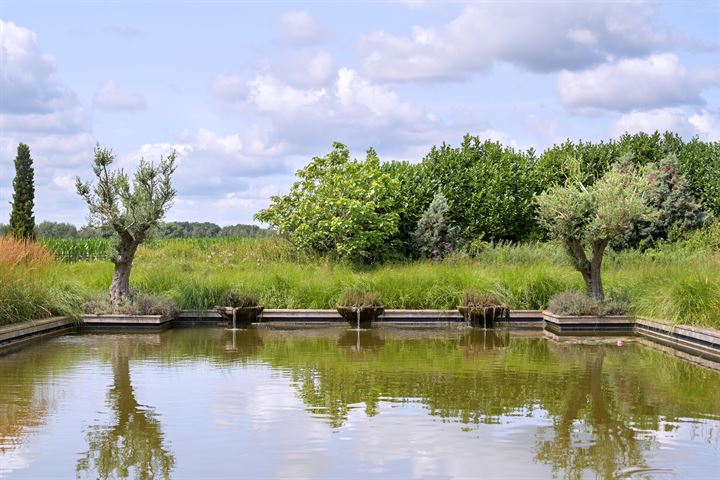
[1,327,719,479]
[534,352,650,478]
[76,345,175,480]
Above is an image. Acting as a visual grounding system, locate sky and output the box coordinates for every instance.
[1,0,719,226]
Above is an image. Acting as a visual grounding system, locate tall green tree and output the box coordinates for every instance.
[8,143,36,241]
[76,145,177,307]
[255,142,400,263]
[536,163,652,301]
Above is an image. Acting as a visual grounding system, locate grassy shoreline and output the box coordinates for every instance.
[2,237,719,328]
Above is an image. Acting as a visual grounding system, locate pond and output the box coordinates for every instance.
[1,327,719,479]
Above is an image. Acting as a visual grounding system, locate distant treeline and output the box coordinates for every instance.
[0,221,274,239]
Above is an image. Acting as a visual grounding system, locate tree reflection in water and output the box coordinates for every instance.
[534,352,650,479]
[76,347,175,480]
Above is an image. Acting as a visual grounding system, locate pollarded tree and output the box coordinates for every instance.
[9,143,36,241]
[536,163,652,301]
[76,145,177,308]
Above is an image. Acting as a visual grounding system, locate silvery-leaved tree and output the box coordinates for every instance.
[536,163,652,302]
[76,145,177,308]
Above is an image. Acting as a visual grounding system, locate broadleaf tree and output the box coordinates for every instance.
[536,162,653,301]
[76,145,177,308]
[9,143,36,241]
[255,142,400,263]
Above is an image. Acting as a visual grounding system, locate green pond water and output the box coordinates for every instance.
[0,327,719,479]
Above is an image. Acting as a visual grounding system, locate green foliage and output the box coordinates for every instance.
[8,143,36,241]
[424,136,540,242]
[677,138,720,216]
[76,145,177,245]
[218,290,260,308]
[615,155,710,250]
[537,132,719,218]
[414,192,458,259]
[537,163,652,246]
[37,221,79,238]
[536,162,653,300]
[381,160,435,256]
[0,223,8,236]
[338,288,382,307]
[547,291,628,316]
[153,221,273,238]
[255,142,400,263]
[41,238,114,262]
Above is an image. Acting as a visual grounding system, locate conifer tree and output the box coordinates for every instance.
[8,143,36,241]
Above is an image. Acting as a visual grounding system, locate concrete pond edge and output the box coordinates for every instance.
[1,310,720,366]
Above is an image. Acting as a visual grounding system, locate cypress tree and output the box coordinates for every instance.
[8,143,36,241]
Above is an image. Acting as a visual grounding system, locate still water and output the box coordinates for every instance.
[0,327,719,479]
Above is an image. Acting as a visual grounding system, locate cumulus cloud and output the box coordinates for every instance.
[358,2,687,81]
[0,20,95,224]
[558,54,720,112]
[93,80,148,111]
[122,127,290,188]
[214,67,459,155]
[610,107,720,140]
[277,11,328,43]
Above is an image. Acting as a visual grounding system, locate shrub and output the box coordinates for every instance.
[547,291,628,316]
[338,289,383,307]
[615,155,710,250]
[414,192,458,259]
[81,293,178,318]
[218,290,260,308]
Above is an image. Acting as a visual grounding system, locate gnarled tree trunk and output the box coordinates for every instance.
[589,239,608,302]
[109,235,139,309]
[565,237,608,302]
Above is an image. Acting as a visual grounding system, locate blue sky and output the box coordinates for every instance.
[1,1,718,226]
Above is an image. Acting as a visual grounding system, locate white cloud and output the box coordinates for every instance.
[52,174,77,193]
[216,68,454,154]
[277,11,327,43]
[122,127,290,189]
[246,75,327,114]
[93,80,148,111]
[358,2,687,81]
[558,54,719,112]
[689,111,720,141]
[0,20,96,225]
[610,107,720,140]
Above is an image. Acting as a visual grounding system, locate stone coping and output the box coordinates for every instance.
[0,317,76,344]
[82,314,169,325]
[542,311,634,325]
[2,311,719,368]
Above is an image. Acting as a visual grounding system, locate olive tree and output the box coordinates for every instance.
[536,163,652,301]
[76,145,177,307]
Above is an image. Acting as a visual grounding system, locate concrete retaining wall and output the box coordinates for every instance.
[2,310,719,368]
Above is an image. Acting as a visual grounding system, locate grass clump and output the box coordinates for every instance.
[218,290,261,308]
[338,289,383,307]
[461,290,504,307]
[547,291,628,316]
[0,237,87,325]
